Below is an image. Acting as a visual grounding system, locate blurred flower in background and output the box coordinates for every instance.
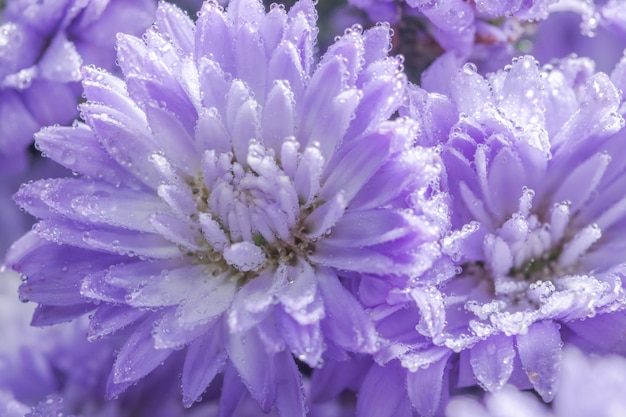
[0,269,193,417]
[446,347,626,417]
[0,0,156,173]
[531,0,626,73]
[0,0,156,257]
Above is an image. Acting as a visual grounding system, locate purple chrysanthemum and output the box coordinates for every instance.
[7,0,443,414]
[426,52,626,396]
[345,53,626,416]
[446,347,626,417]
[0,0,155,174]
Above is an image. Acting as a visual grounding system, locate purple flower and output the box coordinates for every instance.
[0,270,192,417]
[447,386,552,417]
[530,1,626,73]
[347,0,557,75]
[0,0,155,174]
[7,0,443,414]
[446,347,626,417]
[349,53,626,416]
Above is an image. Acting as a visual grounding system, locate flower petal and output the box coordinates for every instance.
[112,318,174,385]
[181,322,228,407]
[469,334,516,392]
[357,364,413,417]
[406,350,452,417]
[227,328,276,412]
[516,320,563,401]
[317,267,377,353]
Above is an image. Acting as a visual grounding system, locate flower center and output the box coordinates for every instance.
[455,200,603,310]
[178,143,320,286]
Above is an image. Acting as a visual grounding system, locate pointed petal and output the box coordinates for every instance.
[324,209,414,247]
[297,56,346,156]
[346,58,404,139]
[262,79,295,154]
[81,102,159,188]
[234,24,266,99]
[144,104,199,176]
[317,267,377,353]
[267,40,305,101]
[30,304,96,326]
[182,323,228,407]
[516,320,563,401]
[470,334,516,392]
[302,191,346,239]
[155,1,195,54]
[112,318,174,384]
[310,243,394,274]
[228,0,265,29]
[259,4,287,56]
[88,304,147,341]
[218,363,247,417]
[552,151,610,212]
[227,328,276,412]
[319,130,391,203]
[487,145,525,218]
[357,364,413,417]
[35,124,141,188]
[274,350,306,417]
[195,1,234,74]
[406,351,452,417]
[281,314,323,366]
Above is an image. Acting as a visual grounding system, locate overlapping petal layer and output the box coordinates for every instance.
[8,0,444,414]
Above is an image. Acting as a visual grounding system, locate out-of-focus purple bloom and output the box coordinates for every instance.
[0,270,193,417]
[0,0,155,174]
[7,0,444,414]
[347,0,557,76]
[530,1,626,73]
[349,53,626,416]
[446,347,626,417]
[601,0,626,35]
[447,386,552,417]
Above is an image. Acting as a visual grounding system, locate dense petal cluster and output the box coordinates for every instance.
[428,54,626,354]
[0,0,155,174]
[7,0,444,414]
